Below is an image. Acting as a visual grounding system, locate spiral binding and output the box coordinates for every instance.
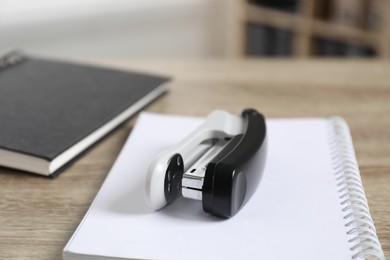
[0,51,26,71]
[328,117,385,260]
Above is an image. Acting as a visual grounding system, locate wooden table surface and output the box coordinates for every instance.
[0,59,389,259]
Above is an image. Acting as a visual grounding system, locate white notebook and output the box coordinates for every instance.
[63,112,385,260]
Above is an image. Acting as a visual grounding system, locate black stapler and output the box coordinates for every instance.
[145,109,267,218]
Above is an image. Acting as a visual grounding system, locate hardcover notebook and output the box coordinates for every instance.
[63,112,385,260]
[0,51,169,176]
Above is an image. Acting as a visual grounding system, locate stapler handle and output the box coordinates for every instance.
[202,109,267,218]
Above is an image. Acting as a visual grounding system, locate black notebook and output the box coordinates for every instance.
[0,51,169,176]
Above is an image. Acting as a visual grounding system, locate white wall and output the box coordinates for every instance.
[0,0,229,59]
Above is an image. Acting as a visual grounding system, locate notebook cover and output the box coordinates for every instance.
[0,53,169,167]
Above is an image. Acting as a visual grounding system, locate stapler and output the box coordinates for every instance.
[145,109,267,218]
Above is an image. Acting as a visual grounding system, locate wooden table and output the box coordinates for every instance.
[0,59,389,259]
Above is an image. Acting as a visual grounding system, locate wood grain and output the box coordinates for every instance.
[0,59,389,259]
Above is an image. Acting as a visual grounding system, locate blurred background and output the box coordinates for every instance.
[0,0,388,59]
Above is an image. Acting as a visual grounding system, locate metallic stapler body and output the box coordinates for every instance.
[145,109,267,218]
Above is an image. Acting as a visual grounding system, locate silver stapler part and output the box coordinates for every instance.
[182,139,229,200]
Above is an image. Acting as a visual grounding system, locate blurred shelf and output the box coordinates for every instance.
[228,0,390,58]
[246,4,302,31]
[312,20,381,46]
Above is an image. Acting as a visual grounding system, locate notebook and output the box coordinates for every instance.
[63,112,385,260]
[0,51,169,176]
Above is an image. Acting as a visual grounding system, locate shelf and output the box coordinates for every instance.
[232,1,390,58]
[246,3,302,31]
[312,20,381,47]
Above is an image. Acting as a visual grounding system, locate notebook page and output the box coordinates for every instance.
[64,113,352,260]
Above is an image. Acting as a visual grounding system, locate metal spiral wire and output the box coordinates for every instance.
[328,117,385,260]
